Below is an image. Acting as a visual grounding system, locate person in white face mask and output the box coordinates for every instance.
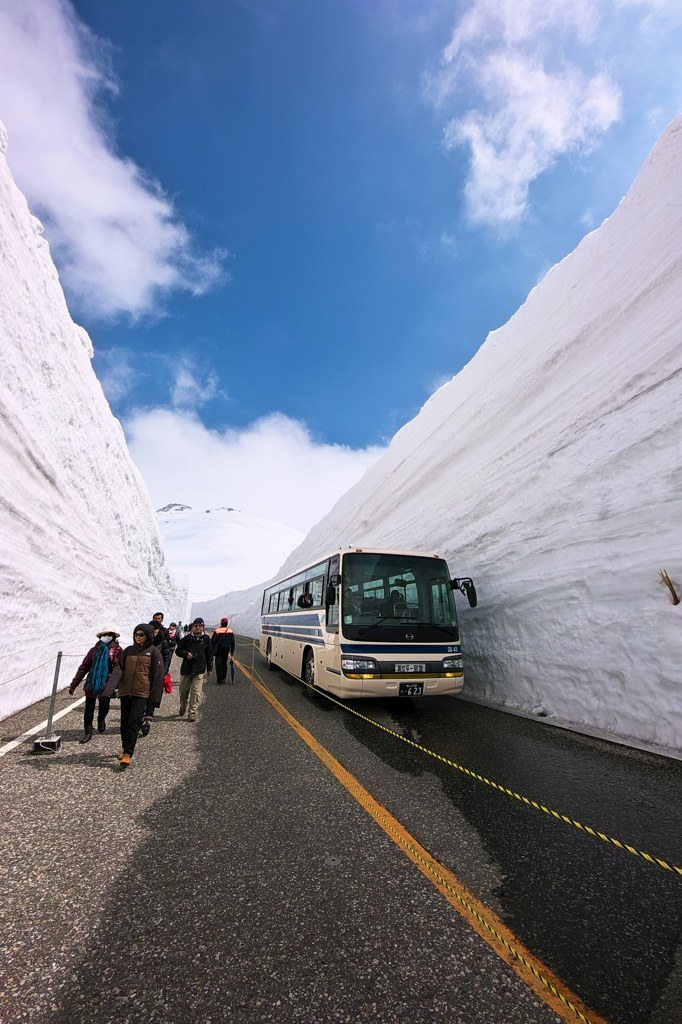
[68,628,123,743]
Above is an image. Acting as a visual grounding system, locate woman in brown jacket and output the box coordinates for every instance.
[116,623,164,767]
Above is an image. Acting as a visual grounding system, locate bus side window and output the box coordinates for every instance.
[310,577,324,606]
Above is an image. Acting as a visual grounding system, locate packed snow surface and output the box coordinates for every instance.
[0,122,185,720]
[197,115,682,754]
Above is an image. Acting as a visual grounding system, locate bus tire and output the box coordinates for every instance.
[266,639,278,671]
[303,649,317,693]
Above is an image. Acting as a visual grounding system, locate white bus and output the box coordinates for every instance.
[260,548,477,698]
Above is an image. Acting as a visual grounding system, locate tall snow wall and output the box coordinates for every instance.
[0,123,186,720]
[198,115,682,755]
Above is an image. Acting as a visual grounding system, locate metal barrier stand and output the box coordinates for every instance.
[32,652,63,754]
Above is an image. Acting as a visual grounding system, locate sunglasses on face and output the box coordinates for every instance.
[134,631,146,637]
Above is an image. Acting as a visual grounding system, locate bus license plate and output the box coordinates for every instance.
[399,683,423,696]
[395,663,425,673]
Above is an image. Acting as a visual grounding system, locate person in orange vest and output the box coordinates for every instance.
[212,617,235,684]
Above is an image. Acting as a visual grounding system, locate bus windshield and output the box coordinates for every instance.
[341,552,459,642]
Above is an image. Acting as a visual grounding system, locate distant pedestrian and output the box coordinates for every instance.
[68,628,122,743]
[117,623,164,767]
[167,622,180,661]
[174,617,213,722]
[151,611,169,642]
[212,617,236,684]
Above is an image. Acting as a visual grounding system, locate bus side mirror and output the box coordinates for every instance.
[329,573,342,587]
[325,585,337,606]
[451,577,477,608]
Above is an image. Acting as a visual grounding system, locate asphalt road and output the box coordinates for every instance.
[0,636,680,1024]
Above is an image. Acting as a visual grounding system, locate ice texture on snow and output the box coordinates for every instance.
[196,115,682,754]
[0,124,185,720]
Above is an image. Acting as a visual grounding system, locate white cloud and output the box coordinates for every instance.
[0,0,225,318]
[615,0,682,23]
[169,359,221,409]
[425,0,629,225]
[125,408,385,532]
[446,55,621,224]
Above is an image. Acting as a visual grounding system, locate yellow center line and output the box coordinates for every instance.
[240,640,681,879]
[236,658,608,1024]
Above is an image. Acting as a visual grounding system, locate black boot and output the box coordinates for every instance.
[79,727,93,744]
[97,719,106,733]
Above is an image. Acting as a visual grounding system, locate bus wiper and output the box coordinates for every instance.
[357,618,458,637]
[357,616,396,635]
[404,621,459,635]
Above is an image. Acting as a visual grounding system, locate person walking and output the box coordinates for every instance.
[117,623,164,767]
[174,617,213,722]
[138,621,170,737]
[167,622,180,663]
[68,628,122,743]
[151,611,169,642]
[212,617,235,684]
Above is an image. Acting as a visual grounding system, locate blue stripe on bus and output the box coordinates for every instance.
[339,643,461,655]
[262,624,324,638]
[262,630,326,645]
[262,614,322,627]
[263,625,323,637]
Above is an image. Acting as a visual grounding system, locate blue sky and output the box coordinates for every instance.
[1,0,681,530]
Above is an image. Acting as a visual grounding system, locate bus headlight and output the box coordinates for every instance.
[441,656,463,676]
[342,656,379,678]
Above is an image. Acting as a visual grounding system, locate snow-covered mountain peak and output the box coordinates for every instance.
[156,503,193,515]
[156,505,303,603]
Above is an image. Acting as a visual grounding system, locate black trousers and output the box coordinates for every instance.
[119,696,147,756]
[214,650,232,683]
[84,695,111,730]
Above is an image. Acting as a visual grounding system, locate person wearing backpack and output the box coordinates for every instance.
[68,628,123,743]
[212,617,235,684]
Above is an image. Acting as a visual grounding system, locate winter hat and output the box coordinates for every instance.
[220,617,228,626]
[133,623,154,641]
[97,627,120,638]
[192,617,205,626]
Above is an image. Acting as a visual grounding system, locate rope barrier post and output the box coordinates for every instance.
[32,652,63,754]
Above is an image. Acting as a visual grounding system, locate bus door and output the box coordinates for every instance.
[313,555,338,685]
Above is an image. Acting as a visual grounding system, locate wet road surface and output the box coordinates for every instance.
[238,638,682,1024]
[0,635,680,1024]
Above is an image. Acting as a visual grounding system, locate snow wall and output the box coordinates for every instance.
[196,115,682,755]
[0,123,186,720]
